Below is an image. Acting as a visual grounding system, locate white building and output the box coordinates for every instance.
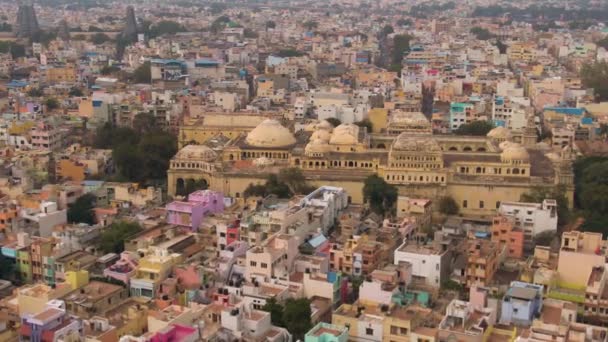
[393,239,450,287]
[491,95,529,130]
[298,186,349,234]
[498,199,558,240]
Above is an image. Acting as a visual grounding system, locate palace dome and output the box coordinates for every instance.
[501,143,530,163]
[246,119,296,148]
[305,139,331,154]
[487,126,511,140]
[329,124,359,145]
[310,129,332,142]
[391,132,441,152]
[175,144,217,161]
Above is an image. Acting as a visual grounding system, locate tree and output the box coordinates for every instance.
[470,27,494,40]
[98,221,142,254]
[262,297,284,327]
[90,32,112,44]
[0,22,11,32]
[325,117,342,127]
[67,193,96,225]
[363,174,398,216]
[69,87,84,97]
[265,20,276,29]
[148,20,186,38]
[283,298,312,341]
[495,40,508,54]
[598,36,608,50]
[381,24,394,36]
[354,119,373,133]
[0,41,26,59]
[581,62,608,102]
[133,61,151,84]
[277,168,314,195]
[454,120,494,136]
[45,98,60,111]
[397,18,412,26]
[88,25,103,32]
[0,253,15,282]
[132,112,158,135]
[275,49,304,57]
[100,65,119,75]
[391,34,412,72]
[303,20,318,31]
[244,28,258,38]
[438,196,459,215]
[27,88,43,97]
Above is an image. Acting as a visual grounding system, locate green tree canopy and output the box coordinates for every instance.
[261,297,312,341]
[381,24,394,36]
[363,174,398,216]
[354,119,373,133]
[69,87,84,97]
[265,21,276,29]
[133,61,151,84]
[45,98,60,110]
[90,32,112,44]
[581,62,608,102]
[147,20,187,38]
[325,117,342,127]
[67,193,96,225]
[470,27,494,40]
[454,120,494,136]
[98,221,142,254]
[303,20,318,31]
[0,41,26,59]
[390,34,412,73]
[438,196,459,215]
[573,157,608,233]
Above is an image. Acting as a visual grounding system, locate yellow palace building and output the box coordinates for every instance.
[168,113,574,217]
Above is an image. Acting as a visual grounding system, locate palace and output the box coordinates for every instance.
[168,112,574,217]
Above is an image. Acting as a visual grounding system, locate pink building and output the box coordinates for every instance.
[149,324,199,342]
[30,122,63,151]
[166,190,224,231]
[187,190,224,214]
[103,252,139,285]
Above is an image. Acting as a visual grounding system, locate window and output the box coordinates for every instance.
[479,201,484,209]
[261,263,268,269]
[496,201,500,209]
[366,328,374,336]
[250,261,257,267]
[463,200,468,208]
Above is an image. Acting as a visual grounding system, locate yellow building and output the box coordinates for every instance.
[332,302,434,341]
[45,64,77,84]
[17,283,73,316]
[168,116,574,217]
[130,247,183,298]
[508,43,536,63]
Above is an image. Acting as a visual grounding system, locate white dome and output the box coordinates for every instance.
[311,129,332,142]
[175,144,217,161]
[305,139,331,154]
[246,119,296,148]
[317,120,334,131]
[487,126,511,140]
[501,143,530,162]
[329,124,359,145]
[499,141,516,150]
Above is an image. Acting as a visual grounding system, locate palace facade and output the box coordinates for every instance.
[168,112,574,217]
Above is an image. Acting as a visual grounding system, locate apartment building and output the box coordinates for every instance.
[466,239,499,288]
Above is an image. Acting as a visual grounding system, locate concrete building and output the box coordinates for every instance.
[558,231,606,288]
[498,199,558,242]
[500,281,543,326]
[393,238,451,287]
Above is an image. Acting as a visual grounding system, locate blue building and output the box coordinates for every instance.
[500,281,543,326]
